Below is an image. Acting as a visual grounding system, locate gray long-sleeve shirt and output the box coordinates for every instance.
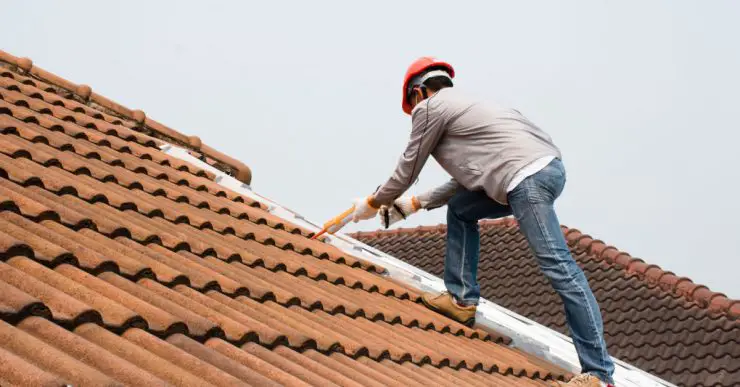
[373,87,562,207]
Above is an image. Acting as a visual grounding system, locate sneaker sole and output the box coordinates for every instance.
[420,297,476,328]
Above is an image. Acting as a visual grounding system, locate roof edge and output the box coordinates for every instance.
[349,217,740,319]
[0,49,252,185]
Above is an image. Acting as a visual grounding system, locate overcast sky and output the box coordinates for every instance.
[4,1,739,299]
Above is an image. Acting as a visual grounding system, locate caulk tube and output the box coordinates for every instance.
[325,206,355,234]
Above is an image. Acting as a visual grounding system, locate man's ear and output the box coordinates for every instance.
[412,87,425,105]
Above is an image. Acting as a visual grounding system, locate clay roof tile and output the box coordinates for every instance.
[0,48,569,386]
[352,221,740,386]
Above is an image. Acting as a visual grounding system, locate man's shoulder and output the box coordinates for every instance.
[411,88,502,119]
[435,87,466,101]
[435,88,496,108]
[440,89,521,115]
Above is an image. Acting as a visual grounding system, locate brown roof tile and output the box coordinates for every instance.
[167,332,284,387]
[0,276,51,323]
[0,51,252,184]
[0,345,68,387]
[7,256,145,330]
[352,219,740,386]
[75,323,213,386]
[0,50,568,385]
[0,260,102,328]
[0,317,118,385]
[124,328,251,387]
[20,316,169,386]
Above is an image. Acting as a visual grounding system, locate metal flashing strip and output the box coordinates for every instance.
[160,144,676,387]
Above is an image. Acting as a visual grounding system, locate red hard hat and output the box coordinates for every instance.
[401,56,455,115]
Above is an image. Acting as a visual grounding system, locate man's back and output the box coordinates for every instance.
[423,87,562,204]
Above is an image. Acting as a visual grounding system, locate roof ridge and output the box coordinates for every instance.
[349,218,739,319]
[559,226,738,318]
[0,49,252,185]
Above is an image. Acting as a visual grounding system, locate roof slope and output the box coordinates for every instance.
[351,219,740,387]
[0,50,572,386]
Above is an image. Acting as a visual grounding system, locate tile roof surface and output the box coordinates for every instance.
[0,49,574,386]
[351,218,740,387]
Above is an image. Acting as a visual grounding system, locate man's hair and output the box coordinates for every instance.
[422,67,454,92]
[424,75,453,92]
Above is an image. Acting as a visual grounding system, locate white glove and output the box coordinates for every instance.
[351,196,379,223]
[379,196,422,229]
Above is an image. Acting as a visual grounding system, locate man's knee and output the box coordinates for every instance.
[540,258,588,291]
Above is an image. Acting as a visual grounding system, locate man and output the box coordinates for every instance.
[349,57,615,387]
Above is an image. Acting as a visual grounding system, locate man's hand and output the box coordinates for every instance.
[379,196,422,229]
[351,196,379,223]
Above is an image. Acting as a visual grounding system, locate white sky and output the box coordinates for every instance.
[3,1,739,299]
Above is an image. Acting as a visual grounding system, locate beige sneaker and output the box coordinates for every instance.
[420,292,476,327]
[559,373,605,386]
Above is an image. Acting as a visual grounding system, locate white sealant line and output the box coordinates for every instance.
[160,144,676,387]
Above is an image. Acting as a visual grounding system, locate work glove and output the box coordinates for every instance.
[351,196,379,223]
[379,196,422,229]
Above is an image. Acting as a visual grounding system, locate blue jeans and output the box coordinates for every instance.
[444,158,615,384]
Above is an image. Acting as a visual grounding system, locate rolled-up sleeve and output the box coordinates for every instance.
[373,101,446,206]
[417,179,460,209]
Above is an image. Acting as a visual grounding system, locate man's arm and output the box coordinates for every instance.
[371,101,445,207]
[417,179,460,210]
[376,178,460,229]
